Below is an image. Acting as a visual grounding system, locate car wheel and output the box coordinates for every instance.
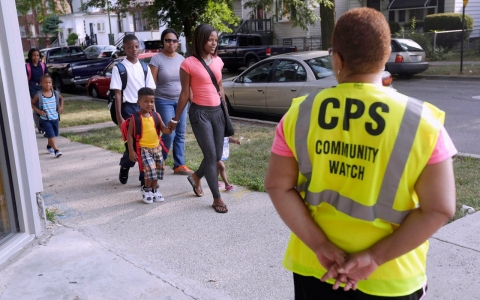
[53,76,63,93]
[90,86,100,99]
[246,58,258,68]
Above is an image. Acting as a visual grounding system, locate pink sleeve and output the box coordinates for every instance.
[271,117,294,157]
[428,126,457,164]
[180,58,191,75]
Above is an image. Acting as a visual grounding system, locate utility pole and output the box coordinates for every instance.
[107,0,114,45]
[460,0,468,73]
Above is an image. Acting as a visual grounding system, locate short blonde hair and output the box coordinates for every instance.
[332,8,391,74]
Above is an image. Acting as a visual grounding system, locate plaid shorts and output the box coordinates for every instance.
[140,145,164,181]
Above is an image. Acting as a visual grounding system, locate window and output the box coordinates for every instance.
[415,9,424,20]
[237,61,275,83]
[29,24,36,37]
[272,60,306,82]
[275,0,295,22]
[38,25,43,36]
[239,36,248,47]
[304,56,334,80]
[389,10,395,22]
[133,11,149,31]
[399,10,406,22]
[97,22,105,32]
[20,26,27,37]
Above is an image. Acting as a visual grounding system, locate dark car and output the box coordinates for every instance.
[144,40,163,53]
[84,45,118,59]
[218,34,298,72]
[385,38,429,77]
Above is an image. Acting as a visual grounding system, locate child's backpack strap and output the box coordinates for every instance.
[132,112,144,172]
[26,63,32,81]
[140,61,148,86]
[36,90,43,109]
[40,62,46,74]
[117,62,128,91]
[53,90,60,107]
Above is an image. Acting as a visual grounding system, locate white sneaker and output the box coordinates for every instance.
[153,189,164,202]
[142,189,153,204]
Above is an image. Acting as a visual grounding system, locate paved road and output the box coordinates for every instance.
[393,77,480,155]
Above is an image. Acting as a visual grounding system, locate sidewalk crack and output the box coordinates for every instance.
[432,237,480,253]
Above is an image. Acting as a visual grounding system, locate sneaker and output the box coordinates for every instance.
[54,150,62,158]
[173,165,194,175]
[119,167,129,184]
[47,146,54,155]
[153,189,164,202]
[142,188,153,204]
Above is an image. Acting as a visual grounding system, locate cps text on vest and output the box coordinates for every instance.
[318,97,389,136]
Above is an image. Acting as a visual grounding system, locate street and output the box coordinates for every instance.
[392,77,480,156]
[67,75,480,155]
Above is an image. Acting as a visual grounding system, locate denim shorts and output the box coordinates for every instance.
[41,119,59,138]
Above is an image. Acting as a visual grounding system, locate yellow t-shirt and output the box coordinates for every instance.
[139,116,159,148]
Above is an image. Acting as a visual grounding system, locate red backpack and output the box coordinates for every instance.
[26,62,46,81]
[120,111,168,171]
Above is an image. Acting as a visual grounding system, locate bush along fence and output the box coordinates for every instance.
[273,36,322,51]
[393,28,480,61]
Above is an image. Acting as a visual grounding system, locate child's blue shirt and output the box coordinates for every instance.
[40,93,58,121]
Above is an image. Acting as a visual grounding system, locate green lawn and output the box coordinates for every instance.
[60,99,111,128]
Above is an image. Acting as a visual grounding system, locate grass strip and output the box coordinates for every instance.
[60,100,110,128]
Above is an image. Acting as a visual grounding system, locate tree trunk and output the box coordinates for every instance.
[320,1,335,50]
[183,16,195,56]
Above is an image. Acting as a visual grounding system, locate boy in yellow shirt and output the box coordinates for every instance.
[128,87,171,203]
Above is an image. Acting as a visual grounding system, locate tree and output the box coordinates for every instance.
[66,32,79,45]
[319,0,334,49]
[43,15,63,37]
[243,0,333,31]
[16,0,70,22]
[80,0,239,54]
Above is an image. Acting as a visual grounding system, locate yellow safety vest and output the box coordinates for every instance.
[282,83,445,297]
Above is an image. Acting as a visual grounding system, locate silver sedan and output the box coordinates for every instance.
[222,51,393,116]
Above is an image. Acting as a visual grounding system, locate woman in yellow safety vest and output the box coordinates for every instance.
[265,7,457,300]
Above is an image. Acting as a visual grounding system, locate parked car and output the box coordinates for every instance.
[40,46,113,92]
[84,45,118,59]
[86,53,156,99]
[144,40,163,53]
[218,34,298,72]
[222,51,393,116]
[385,38,429,77]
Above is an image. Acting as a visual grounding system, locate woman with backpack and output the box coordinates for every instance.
[26,48,49,134]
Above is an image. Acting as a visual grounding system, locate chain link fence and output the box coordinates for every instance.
[393,28,480,60]
[272,36,323,51]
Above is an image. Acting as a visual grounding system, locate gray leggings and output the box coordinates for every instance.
[189,103,225,199]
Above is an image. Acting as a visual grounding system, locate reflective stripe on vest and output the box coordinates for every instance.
[295,94,424,224]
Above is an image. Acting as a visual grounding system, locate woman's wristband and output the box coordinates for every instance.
[170,118,178,124]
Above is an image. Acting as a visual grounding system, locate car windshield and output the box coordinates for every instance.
[145,40,162,50]
[304,56,334,79]
[396,39,424,52]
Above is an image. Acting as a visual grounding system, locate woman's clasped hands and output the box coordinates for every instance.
[316,241,380,292]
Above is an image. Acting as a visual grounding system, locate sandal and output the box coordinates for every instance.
[212,204,228,213]
[187,175,203,197]
[225,185,234,191]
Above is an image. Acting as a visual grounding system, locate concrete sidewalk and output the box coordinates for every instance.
[1,125,480,299]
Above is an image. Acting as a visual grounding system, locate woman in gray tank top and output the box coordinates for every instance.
[149,29,193,176]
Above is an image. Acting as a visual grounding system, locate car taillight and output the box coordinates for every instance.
[395,54,403,63]
[382,73,393,87]
[266,47,271,56]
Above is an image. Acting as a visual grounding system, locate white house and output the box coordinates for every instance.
[57,0,186,52]
[232,0,479,45]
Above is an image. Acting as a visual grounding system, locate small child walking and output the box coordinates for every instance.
[127,87,171,204]
[31,74,64,158]
[218,136,241,191]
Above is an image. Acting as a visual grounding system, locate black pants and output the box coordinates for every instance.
[293,273,427,300]
[189,103,225,199]
[119,102,143,182]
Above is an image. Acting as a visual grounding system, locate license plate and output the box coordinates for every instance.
[410,55,421,62]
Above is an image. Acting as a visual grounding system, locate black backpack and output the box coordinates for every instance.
[108,61,149,125]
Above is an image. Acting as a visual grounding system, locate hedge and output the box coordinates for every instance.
[424,13,474,49]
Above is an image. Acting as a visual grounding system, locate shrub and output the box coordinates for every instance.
[389,21,400,34]
[66,33,78,46]
[424,13,474,49]
[404,20,424,31]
